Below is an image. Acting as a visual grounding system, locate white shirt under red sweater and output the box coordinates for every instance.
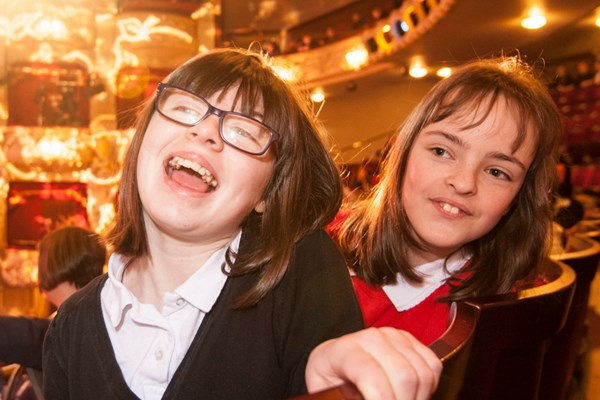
[351,251,470,345]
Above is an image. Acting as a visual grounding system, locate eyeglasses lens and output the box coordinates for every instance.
[158,87,273,155]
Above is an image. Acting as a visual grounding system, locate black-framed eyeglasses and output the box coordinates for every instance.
[155,83,280,156]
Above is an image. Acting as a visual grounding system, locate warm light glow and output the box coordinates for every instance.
[436,67,452,78]
[3,9,94,44]
[36,18,68,40]
[110,15,195,91]
[270,64,298,81]
[345,46,369,70]
[29,43,56,63]
[382,24,391,33]
[521,7,547,29]
[96,202,117,233]
[1,125,132,252]
[409,65,428,78]
[35,137,74,161]
[62,50,94,71]
[310,89,325,103]
[191,2,216,19]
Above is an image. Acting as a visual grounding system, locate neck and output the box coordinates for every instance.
[44,281,78,308]
[122,235,236,309]
[407,244,464,268]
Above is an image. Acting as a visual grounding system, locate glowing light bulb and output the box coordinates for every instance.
[310,90,325,103]
[409,65,428,78]
[436,67,452,78]
[345,46,368,70]
[521,7,547,29]
[270,64,297,81]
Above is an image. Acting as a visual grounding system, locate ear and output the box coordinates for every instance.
[254,200,266,214]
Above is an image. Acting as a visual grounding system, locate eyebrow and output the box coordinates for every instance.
[238,108,265,121]
[225,96,265,119]
[425,130,528,172]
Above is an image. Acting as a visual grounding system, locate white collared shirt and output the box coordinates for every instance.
[101,232,241,400]
[382,251,471,311]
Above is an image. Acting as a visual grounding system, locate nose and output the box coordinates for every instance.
[446,164,478,195]
[185,114,224,152]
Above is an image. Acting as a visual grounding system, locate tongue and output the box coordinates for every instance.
[171,168,211,192]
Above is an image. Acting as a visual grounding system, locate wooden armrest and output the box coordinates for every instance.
[288,383,363,400]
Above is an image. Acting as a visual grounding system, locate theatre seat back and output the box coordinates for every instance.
[288,259,575,400]
[539,235,600,400]
[438,259,576,400]
[428,301,476,400]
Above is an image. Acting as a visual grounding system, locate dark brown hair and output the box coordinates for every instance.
[38,226,107,292]
[106,48,342,307]
[339,56,561,300]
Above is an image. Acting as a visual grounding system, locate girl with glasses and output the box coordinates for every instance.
[42,48,440,400]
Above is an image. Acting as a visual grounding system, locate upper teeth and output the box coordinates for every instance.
[169,156,218,188]
[442,203,460,215]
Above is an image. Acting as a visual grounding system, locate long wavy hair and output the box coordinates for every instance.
[106,48,342,308]
[339,56,561,300]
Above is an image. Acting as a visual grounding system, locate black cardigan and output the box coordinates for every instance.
[0,316,50,370]
[43,230,364,399]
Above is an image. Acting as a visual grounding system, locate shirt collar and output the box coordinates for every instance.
[103,231,241,328]
[175,231,240,311]
[382,250,471,311]
[104,253,135,328]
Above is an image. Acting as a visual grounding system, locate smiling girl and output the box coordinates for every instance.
[42,48,367,400]
[336,56,562,345]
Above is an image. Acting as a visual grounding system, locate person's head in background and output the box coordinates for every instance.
[37,226,107,308]
[341,55,561,299]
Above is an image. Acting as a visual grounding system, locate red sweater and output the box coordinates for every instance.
[351,277,451,345]
[327,209,455,345]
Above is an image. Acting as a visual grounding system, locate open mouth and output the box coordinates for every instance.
[166,155,218,192]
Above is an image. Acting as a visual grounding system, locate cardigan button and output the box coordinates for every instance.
[155,350,164,360]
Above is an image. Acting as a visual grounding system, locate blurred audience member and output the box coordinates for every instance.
[554,155,585,234]
[552,64,576,92]
[0,226,106,370]
[319,26,338,46]
[351,12,365,31]
[574,60,595,88]
[594,58,600,85]
[296,33,315,52]
[262,39,280,56]
[368,7,383,27]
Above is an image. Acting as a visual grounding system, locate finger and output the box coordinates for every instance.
[306,333,397,399]
[340,328,421,400]
[381,329,443,399]
[306,328,443,400]
[356,328,441,400]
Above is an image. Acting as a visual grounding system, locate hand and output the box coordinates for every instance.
[305,327,442,400]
